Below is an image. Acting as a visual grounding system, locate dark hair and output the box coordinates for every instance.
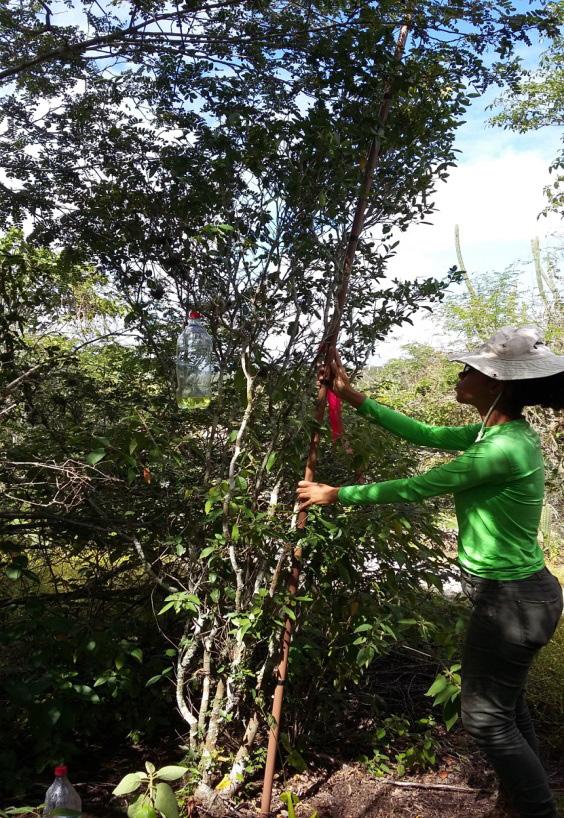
[501,371,564,414]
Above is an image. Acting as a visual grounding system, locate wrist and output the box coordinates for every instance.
[342,387,366,408]
[329,486,340,503]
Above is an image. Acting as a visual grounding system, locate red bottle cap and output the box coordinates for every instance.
[54,765,68,777]
[188,311,202,319]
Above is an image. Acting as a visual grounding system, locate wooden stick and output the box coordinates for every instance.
[259,16,412,818]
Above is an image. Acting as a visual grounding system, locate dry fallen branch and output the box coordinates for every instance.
[377,779,484,793]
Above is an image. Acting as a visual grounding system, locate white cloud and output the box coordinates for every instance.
[370,120,562,365]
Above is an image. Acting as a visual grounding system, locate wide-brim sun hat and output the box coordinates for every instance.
[448,326,564,380]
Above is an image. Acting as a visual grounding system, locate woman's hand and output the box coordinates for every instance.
[318,349,350,396]
[321,350,366,408]
[296,480,340,511]
[329,353,352,398]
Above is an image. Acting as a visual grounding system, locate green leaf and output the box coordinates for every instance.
[113,772,143,795]
[155,766,187,782]
[47,706,61,725]
[433,683,460,706]
[354,623,373,633]
[86,449,106,465]
[127,795,158,818]
[280,792,298,818]
[266,451,277,472]
[231,523,240,541]
[443,696,460,731]
[445,711,459,731]
[200,545,216,559]
[130,648,143,663]
[425,676,448,698]
[154,782,179,818]
[356,645,376,668]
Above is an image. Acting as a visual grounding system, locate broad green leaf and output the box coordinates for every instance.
[445,710,459,731]
[356,645,376,668]
[86,449,106,465]
[443,696,460,731]
[280,792,298,818]
[127,795,157,818]
[433,683,460,706]
[425,676,448,698]
[154,782,179,818]
[112,772,142,795]
[155,766,187,782]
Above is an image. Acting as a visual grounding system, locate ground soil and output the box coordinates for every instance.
[75,737,562,818]
[29,723,562,818]
[239,748,564,818]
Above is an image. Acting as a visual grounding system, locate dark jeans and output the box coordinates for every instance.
[460,567,563,818]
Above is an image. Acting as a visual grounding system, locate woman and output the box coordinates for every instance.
[297,327,564,818]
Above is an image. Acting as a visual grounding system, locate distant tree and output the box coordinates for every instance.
[489,0,564,214]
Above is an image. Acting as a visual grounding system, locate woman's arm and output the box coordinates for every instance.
[297,436,512,510]
[330,353,479,451]
[357,398,481,452]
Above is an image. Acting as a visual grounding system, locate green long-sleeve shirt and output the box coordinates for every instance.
[338,398,546,580]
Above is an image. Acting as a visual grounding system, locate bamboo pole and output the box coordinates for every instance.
[259,18,412,817]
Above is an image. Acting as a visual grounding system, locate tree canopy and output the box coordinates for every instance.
[1,0,563,810]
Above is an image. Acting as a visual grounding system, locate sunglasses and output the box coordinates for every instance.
[459,364,474,378]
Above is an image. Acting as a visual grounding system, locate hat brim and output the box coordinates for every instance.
[448,351,564,380]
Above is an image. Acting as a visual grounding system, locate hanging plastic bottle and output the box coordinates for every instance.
[44,765,82,817]
[176,311,215,409]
